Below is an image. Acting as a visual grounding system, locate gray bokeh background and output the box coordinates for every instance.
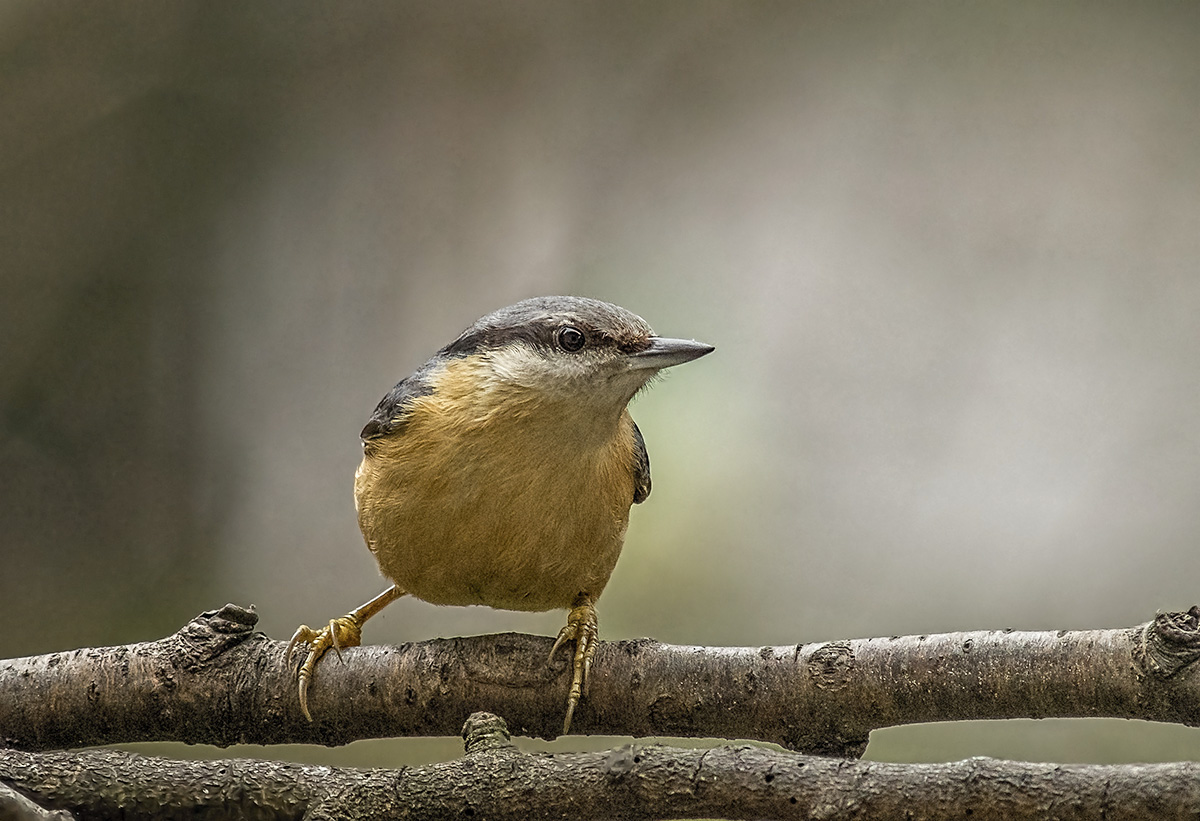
[4,2,1199,766]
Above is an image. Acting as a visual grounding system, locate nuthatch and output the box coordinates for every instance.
[288,296,713,733]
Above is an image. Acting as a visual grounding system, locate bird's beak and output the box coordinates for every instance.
[628,337,715,371]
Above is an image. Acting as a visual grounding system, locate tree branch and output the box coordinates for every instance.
[3,712,1199,821]
[1,605,1198,757]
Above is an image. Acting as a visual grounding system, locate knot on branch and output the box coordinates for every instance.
[1134,606,1200,679]
[171,604,259,671]
[462,712,514,754]
[602,743,646,779]
[807,641,855,689]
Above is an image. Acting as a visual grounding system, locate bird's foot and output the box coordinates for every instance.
[286,614,364,721]
[285,585,405,721]
[549,595,598,735]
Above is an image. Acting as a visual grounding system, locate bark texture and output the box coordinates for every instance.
[2,605,1198,757]
[3,712,1200,821]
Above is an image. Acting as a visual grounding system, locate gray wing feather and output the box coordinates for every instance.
[632,421,652,504]
[360,366,435,441]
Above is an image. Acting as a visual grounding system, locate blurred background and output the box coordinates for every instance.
[3,1,1199,766]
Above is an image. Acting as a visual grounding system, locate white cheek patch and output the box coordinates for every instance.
[484,344,588,391]
[480,342,659,409]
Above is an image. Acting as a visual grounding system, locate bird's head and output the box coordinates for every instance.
[439,296,713,412]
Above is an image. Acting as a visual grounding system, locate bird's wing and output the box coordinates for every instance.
[632,420,652,504]
[360,368,435,441]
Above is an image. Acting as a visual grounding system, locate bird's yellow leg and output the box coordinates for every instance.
[287,584,406,721]
[549,593,598,735]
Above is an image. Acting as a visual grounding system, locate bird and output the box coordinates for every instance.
[287,295,714,733]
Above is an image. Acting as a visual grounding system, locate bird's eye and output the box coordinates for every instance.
[557,326,586,352]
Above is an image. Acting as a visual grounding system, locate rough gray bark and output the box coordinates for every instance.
[3,606,1200,819]
[3,712,1200,821]
[0,781,75,821]
[2,604,1198,757]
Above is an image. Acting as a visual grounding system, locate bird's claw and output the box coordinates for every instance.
[287,615,364,721]
[549,597,598,735]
